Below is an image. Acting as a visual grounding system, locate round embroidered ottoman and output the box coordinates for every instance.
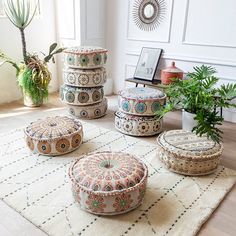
[63,67,107,87]
[68,98,108,119]
[60,84,104,105]
[69,151,148,215]
[118,87,166,116]
[64,46,107,69]
[156,130,223,176]
[115,111,162,136]
[24,116,83,156]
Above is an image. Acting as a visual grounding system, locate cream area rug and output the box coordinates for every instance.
[0,122,236,236]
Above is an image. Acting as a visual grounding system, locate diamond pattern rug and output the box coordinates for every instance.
[0,122,235,236]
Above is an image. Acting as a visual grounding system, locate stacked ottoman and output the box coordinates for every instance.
[61,46,108,119]
[115,87,166,136]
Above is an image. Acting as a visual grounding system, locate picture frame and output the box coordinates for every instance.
[134,47,163,82]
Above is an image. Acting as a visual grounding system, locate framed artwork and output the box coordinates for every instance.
[134,47,162,82]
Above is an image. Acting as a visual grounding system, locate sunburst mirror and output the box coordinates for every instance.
[132,0,166,31]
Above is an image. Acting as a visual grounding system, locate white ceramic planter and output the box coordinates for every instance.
[182,109,197,131]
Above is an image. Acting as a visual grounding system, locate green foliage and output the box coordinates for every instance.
[44,43,65,63]
[0,50,19,72]
[156,65,236,143]
[17,60,51,105]
[3,0,38,30]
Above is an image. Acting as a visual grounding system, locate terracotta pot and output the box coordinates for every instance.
[161,61,183,85]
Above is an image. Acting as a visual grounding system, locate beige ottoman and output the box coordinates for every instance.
[115,111,162,136]
[118,87,166,116]
[64,46,107,69]
[69,151,148,215]
[156,130,223,176]
[25,116,83,156]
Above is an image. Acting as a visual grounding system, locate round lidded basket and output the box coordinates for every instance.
[156,130,223,176]
[64,46,108,69]
[69,151,148,215]
[118,87,166,116]
[25,116,83,156]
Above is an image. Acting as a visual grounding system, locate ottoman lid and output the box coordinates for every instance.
[64,46,107,55]
[25,116,82,140]
[69,151,148,195]
[118,87,165,100]
[157,130,222,159]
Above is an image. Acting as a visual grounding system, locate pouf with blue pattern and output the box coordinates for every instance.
[118,87,166,116]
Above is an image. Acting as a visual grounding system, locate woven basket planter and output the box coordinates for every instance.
[64,46,107,69]
[118,87,166,116]
[60,84,104,106]
[69,151,148,215]
[68,98,108,119]
[63,67,107,87]
[24,116,83,156]
[156,130,223,176]
[115,111,162,136]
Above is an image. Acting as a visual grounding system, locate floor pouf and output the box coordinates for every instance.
[118,87,166,116]
[63,67,107,87]
[64,46,107,69]
[68,98,108,119]
[69,151,148,215]
[156,130,223,176]
[60,84,104,105]
[24,116,83,156]
[115,111,162,136]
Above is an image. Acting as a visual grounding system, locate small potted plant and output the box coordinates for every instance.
[156,65,236,143]
[0,0,64,107]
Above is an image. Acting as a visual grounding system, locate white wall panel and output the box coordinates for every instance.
[183,0,236,48]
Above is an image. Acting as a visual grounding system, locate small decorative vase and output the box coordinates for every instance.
[23,92,43,107]
[182,109,197,131]
[161,61,183,85]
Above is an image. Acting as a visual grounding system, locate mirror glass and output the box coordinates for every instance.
[143,4,155,19]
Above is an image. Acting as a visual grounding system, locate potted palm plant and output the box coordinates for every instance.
[0,0,64,106]
[156,65,236,143]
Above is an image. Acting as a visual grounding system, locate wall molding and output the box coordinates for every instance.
[126,51,236,67]
[182,0,236,49]
[84,0,103,41]
[126,0,174,43]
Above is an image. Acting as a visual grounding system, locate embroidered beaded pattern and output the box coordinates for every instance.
[67,98,107,120]
[24,116,83,156]
[63,67,107,87]
[69,151,148,215]
[115,111,162,137]
[64,46,108,69]
[156,129,223,176]
[60,85,104,105]
[118,87,166,116]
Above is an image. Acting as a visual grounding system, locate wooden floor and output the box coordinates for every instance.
[0,93,235,236]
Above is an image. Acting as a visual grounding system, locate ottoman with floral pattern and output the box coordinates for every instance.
[64,46,107,69]
[157,130,223,176]
[69,151,148,215]
[60,84,104,105]
[24,116,83,156]
[115,111,162,136]
[63,67,107,87]
[68,98,108,119]
[118,87,166,116]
